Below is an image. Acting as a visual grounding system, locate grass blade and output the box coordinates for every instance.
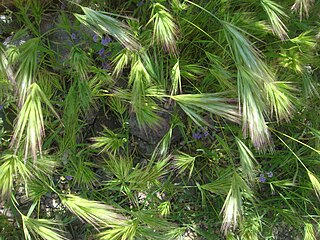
[75,7,139,51]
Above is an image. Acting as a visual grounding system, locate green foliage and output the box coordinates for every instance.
[236,137,258,184]
[149,2,178,54]
[0,154,30,198]
[170,93,239,125]
[91,127,127,155]
[261,0,288,40]
[0,0,319,239]
[221,172,253,234]
[10,83,58,161]
[74,6,139,51]
[60,194,127,228]
[22,215,66,240]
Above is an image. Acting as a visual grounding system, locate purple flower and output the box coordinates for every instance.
[0,105,3,111]
[100,51,112,59]
[71,33,76,40]
[101,36,112,46]
[93,34,98,43]
[61,3,66,10]
[192,132,202,140]
[203,131,209,137]
[65,175,73,180]
[98,48,105,56]
[259,174,266,183]
[102,62,111,70]
[267,171,273,178]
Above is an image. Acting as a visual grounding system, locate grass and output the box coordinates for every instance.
[0,0,319,239]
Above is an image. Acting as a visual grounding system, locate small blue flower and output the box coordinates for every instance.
[101,36,112,46]
[259,174,266,183]
[102,62,111,70]
[61,3,66,10]
[203,131,209,137]
[137,1,144,7]
[71,33,76,40]
[65,175,73,180]
[100,51,112,59]
[93,34,98,43]
[0,105,3,111]
[98,48,105,56]
[192,132,202,140]
[267,171,273,178]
